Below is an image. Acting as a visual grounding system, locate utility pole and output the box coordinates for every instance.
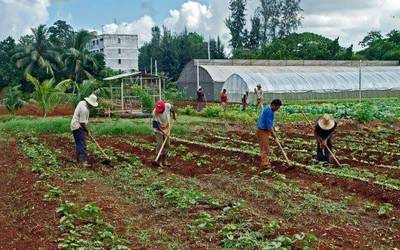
[208,36,211,60]
[150,57,153,75]
[359,60,362,101]
[196,59,200,90]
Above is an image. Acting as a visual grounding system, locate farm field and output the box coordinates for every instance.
[0,110,399,249]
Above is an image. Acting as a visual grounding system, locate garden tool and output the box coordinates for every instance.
[89,134,111,165]
[271,130,292,167]
[301,110,342,167]
[154,121,174,165]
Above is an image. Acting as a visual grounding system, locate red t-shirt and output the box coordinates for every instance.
[220,93,228,103]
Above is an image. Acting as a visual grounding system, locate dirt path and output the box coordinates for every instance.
[0,137,59,249]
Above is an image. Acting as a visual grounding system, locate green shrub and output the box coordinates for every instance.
[133,86,154,113]
[181,105,196,115]
[3,85,25,115]
[202,105,223,117]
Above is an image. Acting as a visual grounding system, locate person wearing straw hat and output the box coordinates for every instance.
[71,94,98,165]
[152,100,176,167]
[255,84,263,110]
[315,114,337,163]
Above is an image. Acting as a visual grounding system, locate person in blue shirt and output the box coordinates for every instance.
[256,99,282,169]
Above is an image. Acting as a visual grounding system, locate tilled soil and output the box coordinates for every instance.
[0,137,59,249]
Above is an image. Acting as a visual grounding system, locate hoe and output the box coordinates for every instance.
[301,111,342,167]
[89,134,112,165]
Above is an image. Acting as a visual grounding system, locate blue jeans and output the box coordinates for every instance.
[72,128,87,163]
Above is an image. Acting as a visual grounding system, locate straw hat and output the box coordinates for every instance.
[84,94,98,107]
[318,114,335,130]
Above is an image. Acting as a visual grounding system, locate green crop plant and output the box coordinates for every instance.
[194,212,215,229]
[44,185,63,200]
[378,203,393,217]
[162,187,206,209]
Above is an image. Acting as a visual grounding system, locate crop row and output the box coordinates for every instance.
[20,137,130,249]
[171,137,400,191]
[210,134,400,171]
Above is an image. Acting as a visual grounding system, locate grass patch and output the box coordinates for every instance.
[93,121,152,136]
[0,117,70,134]
[0,117,192,137]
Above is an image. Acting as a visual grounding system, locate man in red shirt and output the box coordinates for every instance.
[220,88,228,110]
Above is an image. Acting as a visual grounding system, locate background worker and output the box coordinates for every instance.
[241,91,249,111]
[70,94,98,166]
[255,84,264,110]
[315,114,337,163]
[196,86,205,112]
[220,88,228,110]
[256,99,282,169]
[152,100,176,167]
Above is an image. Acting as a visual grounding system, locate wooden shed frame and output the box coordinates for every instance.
[104,72,166,113]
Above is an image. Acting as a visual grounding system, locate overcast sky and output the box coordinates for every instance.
[1,0,400,51]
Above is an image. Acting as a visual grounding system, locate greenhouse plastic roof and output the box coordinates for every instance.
[200,65,400,92]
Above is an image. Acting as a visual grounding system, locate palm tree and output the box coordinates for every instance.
[3,85,25,115]
[70,79,109,108]
[26,74,71,118]
[13,25,61,77]
[64,31,98,83]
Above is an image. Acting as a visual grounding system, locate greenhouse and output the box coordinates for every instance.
[222,66,400,102]
[177,59,400,101]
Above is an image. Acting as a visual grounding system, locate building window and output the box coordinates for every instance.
[92,40,95,46]
[118,48,121,54]
[118,38,121,44]
[118,59,122,64]
[100,38,103,42]
[96,40,99,45]
[100,48,104,52]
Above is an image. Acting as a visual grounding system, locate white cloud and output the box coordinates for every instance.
[164,1,213,32]
[101,15,155,47]
[0,0,51,40]
[300,0,400,50]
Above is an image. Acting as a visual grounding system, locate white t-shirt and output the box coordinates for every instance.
[70,101,89,131]
[152,103,172,132]
[256,89,263,100]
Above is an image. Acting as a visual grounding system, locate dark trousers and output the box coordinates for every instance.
[317,137,332,162]
[72,128,87,163]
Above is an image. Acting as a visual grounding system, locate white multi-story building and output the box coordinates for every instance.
[87,34,138,72]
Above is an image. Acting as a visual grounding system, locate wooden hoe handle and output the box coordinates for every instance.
[89,134,109,159]
[155,122,173,163]
[272,131,291,166]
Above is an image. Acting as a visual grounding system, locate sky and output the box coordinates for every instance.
[1,0,400,51]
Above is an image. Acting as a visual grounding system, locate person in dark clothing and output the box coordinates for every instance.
[196,87,205,112]
[315,114,337,163]
[241,91,249,111]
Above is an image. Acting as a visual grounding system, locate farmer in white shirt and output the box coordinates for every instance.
[71,94,98,165]
[152,100,176,167]
[255,84,264,110]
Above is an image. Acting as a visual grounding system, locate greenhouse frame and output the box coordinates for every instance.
[177,59,400,102]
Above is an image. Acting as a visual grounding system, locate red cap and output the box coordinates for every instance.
[155,100,165,113]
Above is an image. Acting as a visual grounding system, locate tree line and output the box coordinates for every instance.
[0,20,112,92]
[138,26,226,80]
[226,0,400,61]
